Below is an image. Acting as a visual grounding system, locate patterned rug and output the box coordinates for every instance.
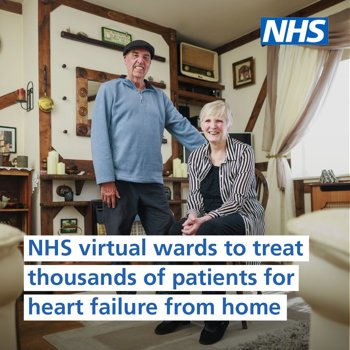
[43,292,310,350]
[44,319,309,350]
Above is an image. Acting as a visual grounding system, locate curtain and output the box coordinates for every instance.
[262,9,350,234]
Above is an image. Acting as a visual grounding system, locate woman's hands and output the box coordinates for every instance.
[181,213,211,235]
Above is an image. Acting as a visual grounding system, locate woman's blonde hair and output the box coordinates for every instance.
[199,100,233,130]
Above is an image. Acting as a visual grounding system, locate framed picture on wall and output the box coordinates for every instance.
[101,27,132,46]
[60,218,78,234]
[232,57,255,89]
[0,126,16,153]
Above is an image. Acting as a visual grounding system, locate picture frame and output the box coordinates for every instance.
[101,27,132,46]
[0,126,16,153]
[232,57,255,89]
[60,218,78,234]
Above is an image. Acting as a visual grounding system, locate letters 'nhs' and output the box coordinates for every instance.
[260,17,328,45]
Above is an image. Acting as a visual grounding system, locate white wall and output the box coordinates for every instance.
[220,40,266,164]
[0,3,40,234]
[22,0,40,234]
[0,10,24,150]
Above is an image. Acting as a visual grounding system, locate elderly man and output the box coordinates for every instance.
[91,39,205,238]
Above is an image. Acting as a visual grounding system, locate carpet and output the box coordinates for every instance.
[43,293,310,350]
[44,319,309,350]
[233,320,309,350]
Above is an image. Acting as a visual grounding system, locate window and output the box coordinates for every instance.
[291,54,350,179]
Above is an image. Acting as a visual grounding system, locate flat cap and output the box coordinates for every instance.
[123,40,155,59]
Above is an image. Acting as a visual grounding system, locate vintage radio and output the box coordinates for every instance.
[179,42,219,82]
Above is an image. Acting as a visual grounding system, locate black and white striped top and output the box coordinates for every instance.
[187,137,264,236]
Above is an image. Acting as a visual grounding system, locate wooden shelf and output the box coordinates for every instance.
[40,173,96,195]
[0,167,33,176]
[40,201,91,235]
[40,172,95,234]
[177,90,223,104]
[177,75,224,105]
[319,182,350,192]
[164,177,188,182]
[0,209,28,213]
[0,168,32,233]
[40,174,95,181]
[178,75,225,90]
[41,201,90,208]
[169,200,187,204]
[61,31,166,63]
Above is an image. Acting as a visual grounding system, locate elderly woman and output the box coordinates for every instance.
[154,100,264,345]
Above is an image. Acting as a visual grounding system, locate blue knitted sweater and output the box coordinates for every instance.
[91,78,205,184]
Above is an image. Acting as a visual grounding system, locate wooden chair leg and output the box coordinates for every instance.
[236,291,248,329]
[241,320,248,329]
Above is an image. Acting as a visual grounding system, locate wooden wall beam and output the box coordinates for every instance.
[38,0,56,165]
[216,0,347,54]
[0,0,22,14]
[245,76,267,132]
[0,91,17,110]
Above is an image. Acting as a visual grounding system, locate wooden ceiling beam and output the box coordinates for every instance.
[216,0,347,54]
[56,0,171,36]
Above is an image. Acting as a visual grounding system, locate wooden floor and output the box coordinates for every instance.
[17,297,83,350]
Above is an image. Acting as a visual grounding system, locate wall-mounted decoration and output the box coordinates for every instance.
[38,65,54,113]
[101,27,132,46]
[16,81,34,112]
[0,126,16,153]
[232,57,255,89]
[56,184,74,202]
[60,218,78,234]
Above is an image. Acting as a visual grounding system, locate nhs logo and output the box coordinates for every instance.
[260,17,328,45]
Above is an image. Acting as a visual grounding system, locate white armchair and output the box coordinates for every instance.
[287,208,349,350]
[0,224,24,350]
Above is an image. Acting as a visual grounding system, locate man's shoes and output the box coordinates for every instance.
[199,321,229,345]
[154,321,191,335]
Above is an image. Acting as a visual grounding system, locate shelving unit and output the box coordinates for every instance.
[40,173,189,233]
[40,174,95,195]
[40,174,96,235]
[0,168,32,234]
[176,75,225,105]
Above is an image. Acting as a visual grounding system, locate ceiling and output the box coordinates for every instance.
[85,0,319,49]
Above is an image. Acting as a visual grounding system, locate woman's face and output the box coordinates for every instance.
[201,113,228,145]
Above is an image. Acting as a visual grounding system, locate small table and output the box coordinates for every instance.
[309,181,350,211]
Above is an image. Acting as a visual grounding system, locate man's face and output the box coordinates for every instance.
[124,48,152,82]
